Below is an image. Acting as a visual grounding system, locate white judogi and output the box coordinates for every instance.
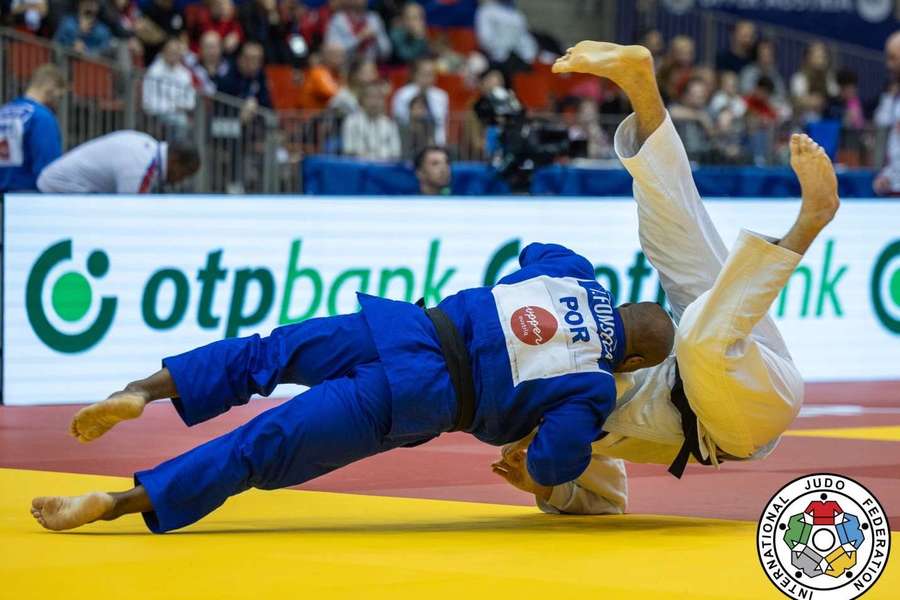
[37,131,167,194]
[537,112,805,515]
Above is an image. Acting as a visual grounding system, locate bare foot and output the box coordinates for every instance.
[552,41,653,85]
[31,493,114,531]
[70,390,147,442]
[790,133,840,229]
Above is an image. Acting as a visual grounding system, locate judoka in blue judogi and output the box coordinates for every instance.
[44,243,676,533]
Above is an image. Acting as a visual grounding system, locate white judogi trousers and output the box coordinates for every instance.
[538,112,805,515]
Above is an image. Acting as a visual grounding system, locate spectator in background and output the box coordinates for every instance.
[463,67,506,158]
[188,0,243,56]
[287,0,338,55]
[475,0,537,81]
[415,145,451,195]
[239,0,294,64]
[101,0,144,69]
[828,69,866,165]
[567,98,612,160]
[136,0,187,64]
[400,93,436,159]
[330,58,380,115]
[716,20,757,73]
[53,0,112,56]
[299,42,346,110]
[390,1,429,65]
[9,0,48,35]
[0,64,64,192]
[709,70,746,121]
[326,0,391,64]
[639,29,665,62]
[392,57,449,145]
[874,31,900,195]
[739,39,787,102]
[37,132,200,193]
[218,40,273,115]
[744,76,779,165]
[668,76,715,163]
[142,37,197,133]
[186,30,228,96]
[790,42,838,122]
[342,82,401,161]
[656,35,695,104]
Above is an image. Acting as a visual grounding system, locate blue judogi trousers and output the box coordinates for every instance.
[134,313,439,533]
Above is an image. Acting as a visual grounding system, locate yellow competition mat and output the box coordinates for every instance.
[1,468,897,599]
[785,426,900,442]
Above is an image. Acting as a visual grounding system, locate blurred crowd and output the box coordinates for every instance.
[0,0,886,171]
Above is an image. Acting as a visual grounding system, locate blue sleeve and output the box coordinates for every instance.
[28,111,62,178]
[526,379,616,487]
[53,17,78,47]
[518,242,595,279]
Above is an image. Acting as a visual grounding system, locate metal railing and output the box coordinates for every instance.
[0,27,293,193]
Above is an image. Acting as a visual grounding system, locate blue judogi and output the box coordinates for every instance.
[135,243,626,532]
[0,97,62,192]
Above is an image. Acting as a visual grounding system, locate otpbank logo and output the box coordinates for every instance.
[871,240,900,335]
[26,240,117,353]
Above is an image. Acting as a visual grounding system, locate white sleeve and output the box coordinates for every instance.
[538,454,627,515]
[475,8,500,62]
[874,93,896,128]
[36,160,65,192]
[341,114,361,156]
[391,86,412,123]
[614,112,729,321]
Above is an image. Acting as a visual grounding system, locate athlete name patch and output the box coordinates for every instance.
[492,275,613,386]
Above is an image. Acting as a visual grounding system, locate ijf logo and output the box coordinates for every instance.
[26,239,117,354]
[757,474,891,600]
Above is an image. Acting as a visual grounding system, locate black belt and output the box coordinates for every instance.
[416,299,476,432]
[667,362,715,478]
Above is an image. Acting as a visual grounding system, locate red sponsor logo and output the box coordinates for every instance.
[510,306,558,346]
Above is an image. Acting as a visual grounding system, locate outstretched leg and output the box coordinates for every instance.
[70,312,379,442]
[33,362,399,532]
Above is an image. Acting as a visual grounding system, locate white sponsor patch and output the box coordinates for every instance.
[492,275,611,386]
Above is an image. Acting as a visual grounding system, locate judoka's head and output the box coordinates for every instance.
[614,302,674,373]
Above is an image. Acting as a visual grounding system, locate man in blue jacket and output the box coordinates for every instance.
[0,64,65,192]
[30,243,675,533]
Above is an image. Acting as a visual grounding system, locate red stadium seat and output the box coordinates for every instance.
[512,64,554,111]
[71,60,114,100]
[266,65,304,111]
[446,27,479,54]
[436,72,476,111]
[8,40,51,82]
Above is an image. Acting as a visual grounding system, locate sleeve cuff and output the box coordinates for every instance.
[536,481,576,514]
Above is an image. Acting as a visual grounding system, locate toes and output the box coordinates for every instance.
[32,497,47,510]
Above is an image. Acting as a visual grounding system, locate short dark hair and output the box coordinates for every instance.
[836,68,858,87]
[169,138,201,173]
[756,75,775,94]
[414,145,449,170]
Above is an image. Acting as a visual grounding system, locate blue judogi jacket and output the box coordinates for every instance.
[0,97,62,192]
[360,242,625,487]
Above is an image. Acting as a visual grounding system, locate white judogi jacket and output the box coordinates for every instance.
[534,113,804,515]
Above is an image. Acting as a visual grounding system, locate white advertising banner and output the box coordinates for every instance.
[4,194,900,405]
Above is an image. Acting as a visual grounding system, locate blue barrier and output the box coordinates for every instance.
[301,155,878,198]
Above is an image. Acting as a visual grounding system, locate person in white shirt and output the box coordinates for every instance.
[475,0,537,68]
[142,37,197,131]
[874,30,900,196]
[325,0,391,64]
[391,57,449,145]
[37,130,200,193]
[492,42,840,515]
[342,82,401,161]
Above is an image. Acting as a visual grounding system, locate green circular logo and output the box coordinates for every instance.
[51,272,92,322]
[871,240,900,334]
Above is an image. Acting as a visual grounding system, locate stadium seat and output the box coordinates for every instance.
[266,65,304,111]
[512,64,554,111]
[8,39,51,82]
[436,72,476,111]
[71,60,114,100]
[445,27,479,54]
